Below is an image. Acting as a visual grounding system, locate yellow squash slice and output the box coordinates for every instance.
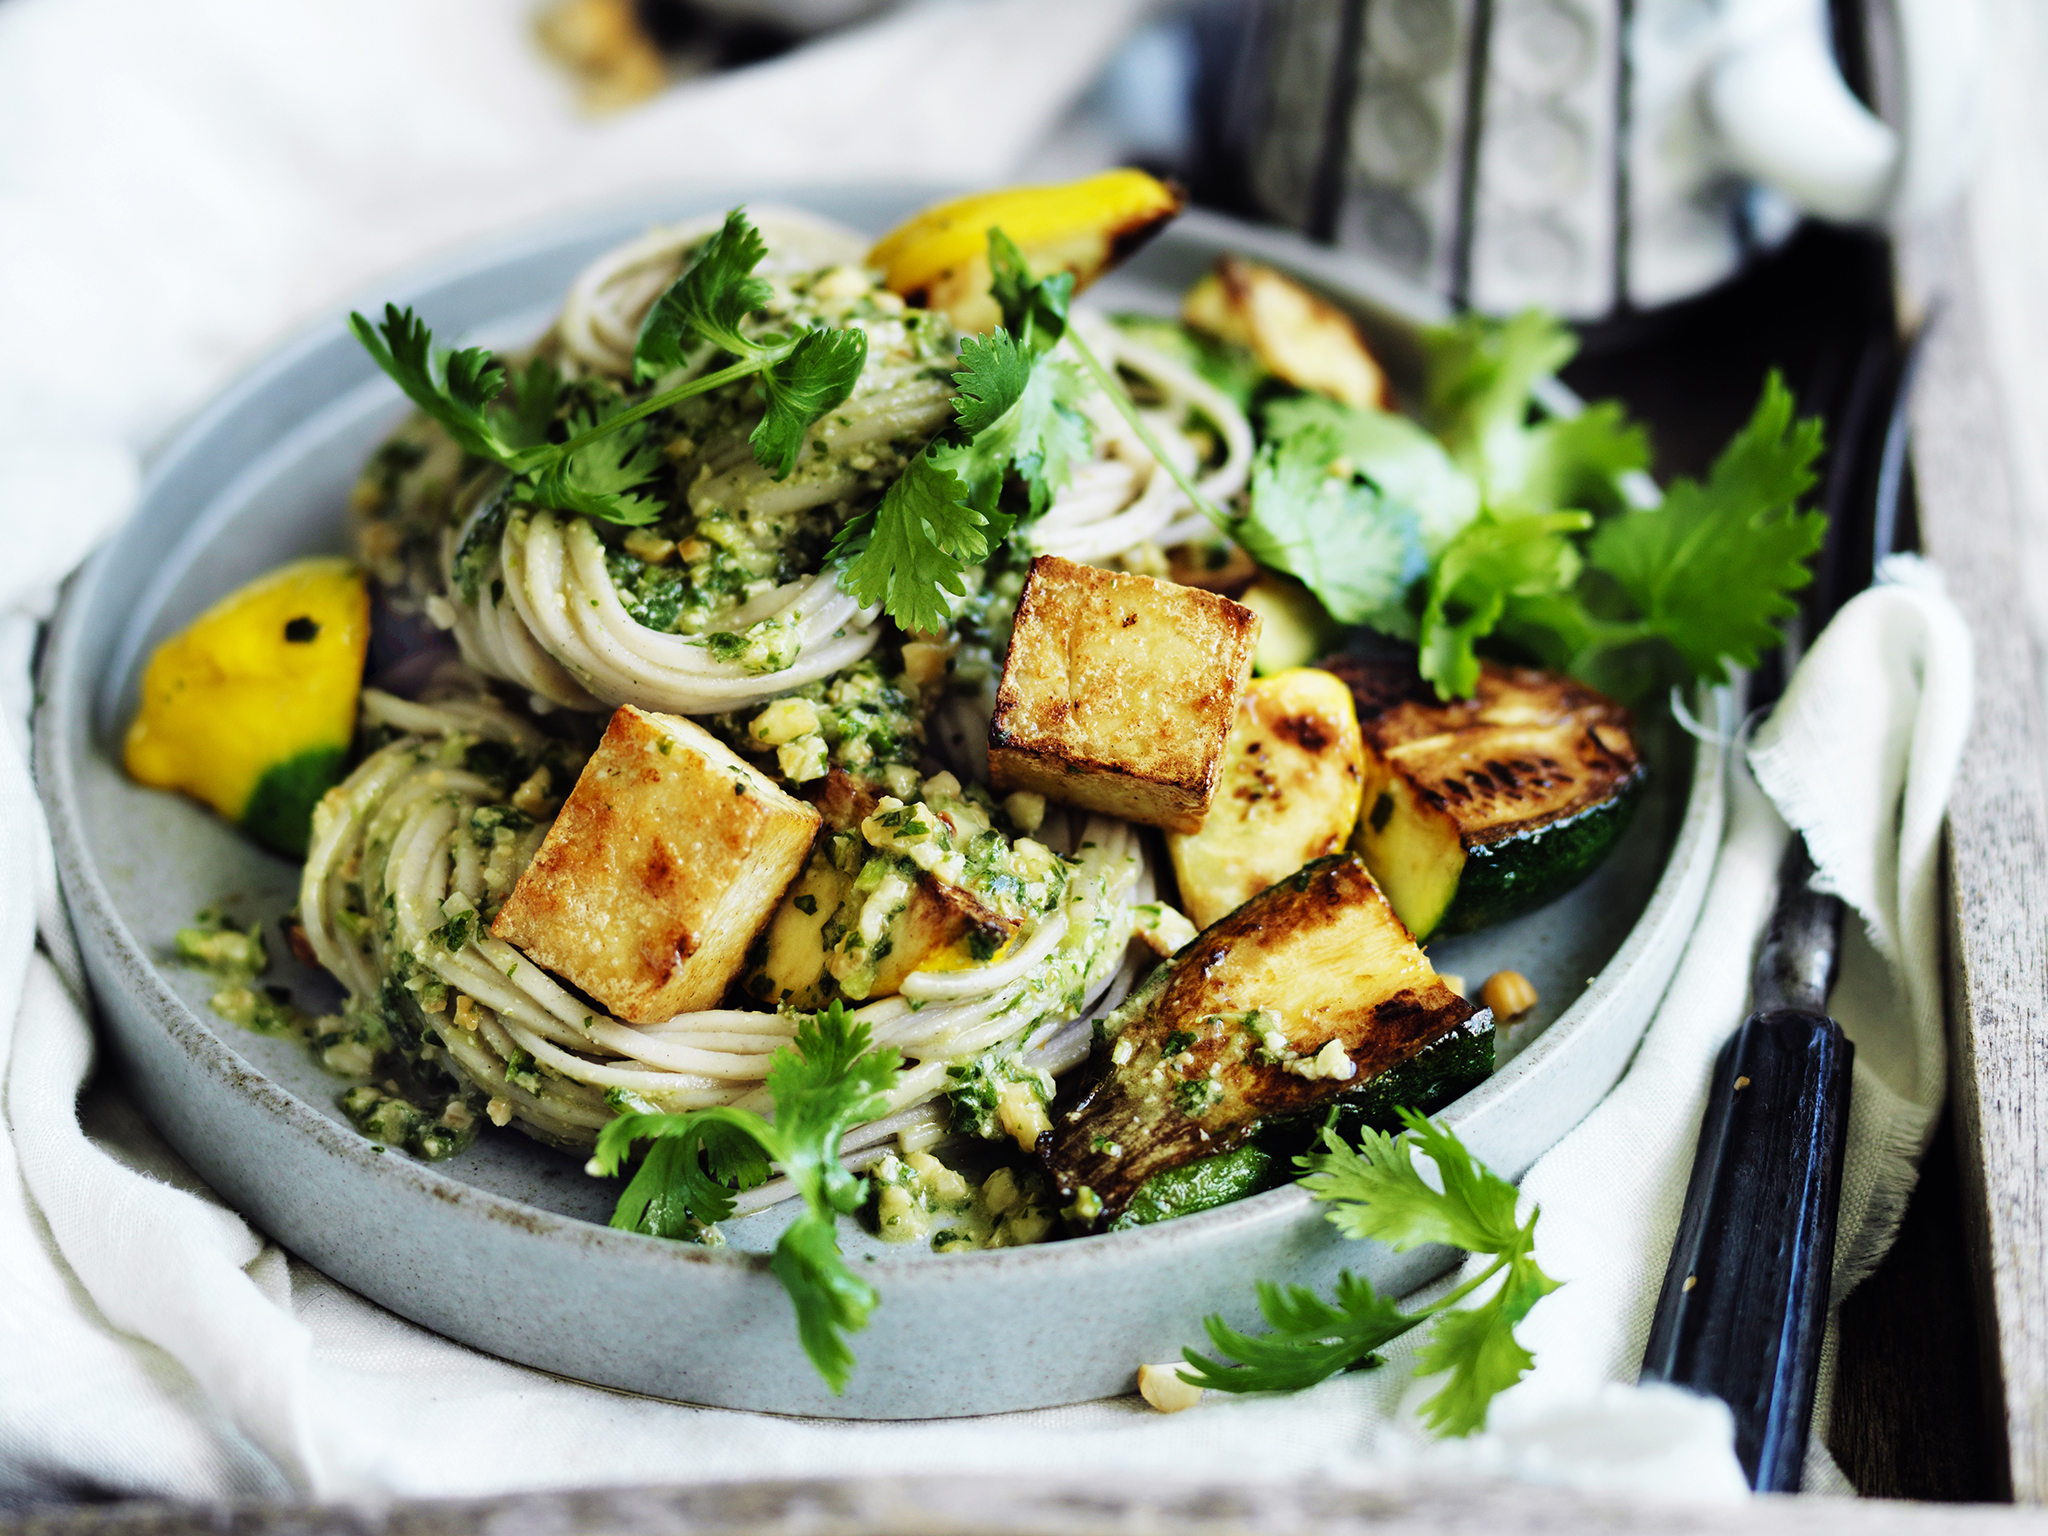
[1167,668,1367,929]
[124,557,370,856]
[868,170,1184,333]
[1182,255,1392,410]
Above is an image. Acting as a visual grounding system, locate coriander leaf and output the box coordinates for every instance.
[948,330,1034,438]
[989,227,1073,355]
[633,207,775,382]
[773,1209,881,1393]
[1587,372,1825,682]
[832,452,1008,635]
[985,226,1147,518]
[1423,309,1578,489]
[1181,1272,1419,1394]
[1417,508,1591,698]
[832,328,1087,629]
[524,407,666,526]
[357,207,872,523]
[349,305,519,465]
[615,1138,704,1238]
[765,1000,903,1217]
[698,1116,777,1191]
[1418,312,1644,520]
[1300,1110,1526,1257]
[588,999,902,1393]
[1413,1256,1557,1435]
[1419,589,1506,699]
[1181,1110,1556,1435]
[1233,424,1423,626]
[752,325,869,479]
[946,332,1091,515]
[633,210,872,481]
[591,1106,770,1232]
[1507,401,1650,517]
[1489,587,1602,673]
[1263,394,1480,553]
[1013,358,1096,515]
[489,355,564,453]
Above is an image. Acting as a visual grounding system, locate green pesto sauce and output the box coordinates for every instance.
[710,656,924,785]
[586,266,958,641]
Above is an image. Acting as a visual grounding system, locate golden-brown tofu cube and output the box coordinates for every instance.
[490,705,820,1022]
[989,555,1260,833]
[1182,256,1392,411]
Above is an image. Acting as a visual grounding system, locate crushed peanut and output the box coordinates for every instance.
[1138,1362,1204,1413]
[1481,969,1538,1021]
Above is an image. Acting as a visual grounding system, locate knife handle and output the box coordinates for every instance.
[1639,1008,1855,1491]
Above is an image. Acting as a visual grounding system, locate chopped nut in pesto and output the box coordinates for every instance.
[173,908,268,981]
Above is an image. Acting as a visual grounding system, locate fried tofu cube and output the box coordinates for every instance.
[989,555,1260,833]
[1182,256,1392,411]
[490,705,820,1022]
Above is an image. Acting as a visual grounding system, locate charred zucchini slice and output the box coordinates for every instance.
[1107,1009,1495,1229]
[1165,667,1366,930]
[1110,1146,1283,1231]
[1329,655,1645,941]
[1042,855,1479,1233]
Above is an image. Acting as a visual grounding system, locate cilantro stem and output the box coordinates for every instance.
[1411,1248,1514,1320]
[1065,328,1226,530]
[551,352,781,461]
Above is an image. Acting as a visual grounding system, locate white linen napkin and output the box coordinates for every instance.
[0,0,1978,1507]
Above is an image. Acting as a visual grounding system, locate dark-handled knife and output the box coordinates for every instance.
[1637,840,1854,1490]
[1638,316,1928,1491]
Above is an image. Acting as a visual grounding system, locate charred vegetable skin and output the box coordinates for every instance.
[1045,855,1479,1233]
[1109,1010,1494,1229]
[1111,1146,1282,1230]
[1332,654,1645,942]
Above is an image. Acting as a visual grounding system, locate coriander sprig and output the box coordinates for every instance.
[349,207,868,527]
[1181,1108,1556,1436]
[588,1001,903,1394]
[1232,424,1424,628]
[830,229,1093,633]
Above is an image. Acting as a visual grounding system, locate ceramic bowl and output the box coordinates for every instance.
[35,193,1726,1418]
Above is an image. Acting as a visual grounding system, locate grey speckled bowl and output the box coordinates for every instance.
[35,193,1727,1419]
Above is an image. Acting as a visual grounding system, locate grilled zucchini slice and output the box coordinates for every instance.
[1106,1008,1495,1229]
[1166,667,1366,930]
[1042,854,1479,1233]
[1330,655,1646,941]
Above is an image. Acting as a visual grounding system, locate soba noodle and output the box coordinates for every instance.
[323,212,1255,1216]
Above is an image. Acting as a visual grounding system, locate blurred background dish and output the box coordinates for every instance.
[1052,0,1986,324]
[537,0,1984,325]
